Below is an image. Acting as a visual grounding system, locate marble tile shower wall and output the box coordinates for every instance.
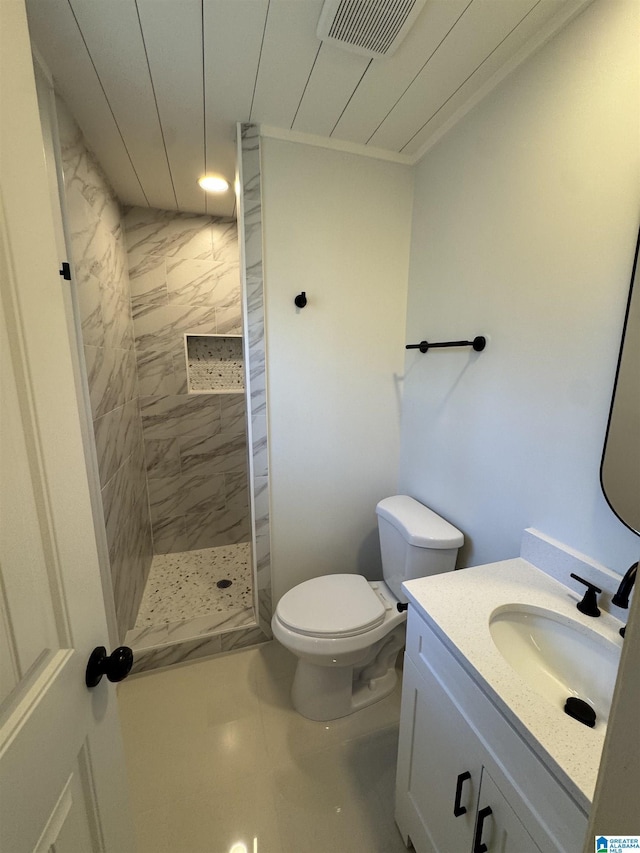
[123,208,250,554]
[57,100,153,638]
[239,124,272,636]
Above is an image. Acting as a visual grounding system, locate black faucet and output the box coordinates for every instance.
[570,573,602,617]
[612,561,638,637]
[612,561,638,608]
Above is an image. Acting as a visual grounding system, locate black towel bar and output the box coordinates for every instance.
[406,336,486,354]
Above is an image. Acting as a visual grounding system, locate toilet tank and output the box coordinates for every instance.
[376,496,464,602]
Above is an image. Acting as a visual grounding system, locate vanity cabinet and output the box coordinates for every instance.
[476,769,541,852]
[395,608,588,853]
[396,656,540,852]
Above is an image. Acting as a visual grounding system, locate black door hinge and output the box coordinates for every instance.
[59,262,71,281]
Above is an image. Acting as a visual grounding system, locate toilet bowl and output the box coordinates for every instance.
[272,574,406,721]
[272,496,464,721]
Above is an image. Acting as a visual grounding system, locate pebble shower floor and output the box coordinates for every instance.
[134,543,252,627]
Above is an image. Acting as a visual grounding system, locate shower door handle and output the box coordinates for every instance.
[85,645,134,688]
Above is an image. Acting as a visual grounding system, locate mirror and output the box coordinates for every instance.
[600,227,640,534]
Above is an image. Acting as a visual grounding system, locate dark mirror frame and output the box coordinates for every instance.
[600,225,640,535]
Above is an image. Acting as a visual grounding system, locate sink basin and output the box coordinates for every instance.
[489,604,621,724]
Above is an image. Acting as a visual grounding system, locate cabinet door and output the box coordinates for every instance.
[473,769,541,853]
[395,656,485,853]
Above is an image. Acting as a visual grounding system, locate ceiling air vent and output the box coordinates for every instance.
[316,0,427,59]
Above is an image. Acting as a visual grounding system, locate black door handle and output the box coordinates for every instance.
[473,806,493,853]
[453,771,472,817]
[86,646,133,688]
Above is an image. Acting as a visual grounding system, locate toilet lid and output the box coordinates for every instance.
[277,574,386,638]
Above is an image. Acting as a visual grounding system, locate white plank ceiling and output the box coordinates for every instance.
[25,0,592,218]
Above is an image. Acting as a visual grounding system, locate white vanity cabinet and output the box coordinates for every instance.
[476,769,542,852]
[395,607,588,853]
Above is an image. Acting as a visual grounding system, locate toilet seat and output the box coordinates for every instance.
[277,574,386,638]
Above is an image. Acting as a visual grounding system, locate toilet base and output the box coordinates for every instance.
[290,625,405,721]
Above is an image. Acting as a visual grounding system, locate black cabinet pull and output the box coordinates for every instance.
[473,806,493,853]
[453,771,472,817]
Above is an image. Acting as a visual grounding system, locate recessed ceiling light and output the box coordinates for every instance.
[198,175,229,193]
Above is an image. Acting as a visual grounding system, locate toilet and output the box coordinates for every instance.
[271,495,464,721]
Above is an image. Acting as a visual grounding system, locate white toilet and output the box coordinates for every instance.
[271,495,464,721]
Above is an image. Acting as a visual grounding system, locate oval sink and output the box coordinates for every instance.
[489,604,621,724]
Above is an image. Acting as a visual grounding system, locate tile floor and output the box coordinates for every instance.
[135,544,252,627]
[117,641,409,853]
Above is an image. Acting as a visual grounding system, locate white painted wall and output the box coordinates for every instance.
[399,0,640,572]
[262,139,414,601]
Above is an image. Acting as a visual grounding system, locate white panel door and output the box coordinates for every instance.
[0,1,135,851]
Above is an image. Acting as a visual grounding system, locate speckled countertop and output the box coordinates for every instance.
[403,558,624,812]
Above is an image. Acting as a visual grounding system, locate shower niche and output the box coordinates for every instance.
[185,334,245,394]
